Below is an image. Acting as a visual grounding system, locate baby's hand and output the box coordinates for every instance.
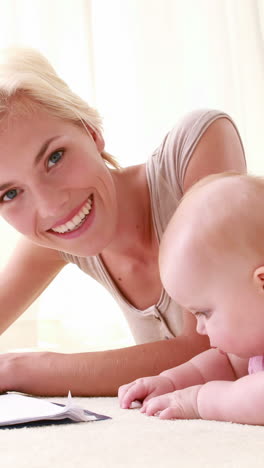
[118,375,175,409]
[141,385,202,420]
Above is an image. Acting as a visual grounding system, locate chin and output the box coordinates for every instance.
[64,236,115,258]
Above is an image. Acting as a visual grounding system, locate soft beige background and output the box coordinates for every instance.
[0,0,263,353]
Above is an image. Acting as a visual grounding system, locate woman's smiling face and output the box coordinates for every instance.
[0,104,118,257]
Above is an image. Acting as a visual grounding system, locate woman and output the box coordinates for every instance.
[0,48,246,396]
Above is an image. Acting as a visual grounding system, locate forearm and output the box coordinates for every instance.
[71,332,209,396]
[160,361,206,391]
[160,348,238,391]
[5,333,210,396]
[197,373,264,425]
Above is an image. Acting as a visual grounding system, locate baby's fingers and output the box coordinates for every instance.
[158,407,180,420]
[142,396,169,416]
[118,382,137,408]
[118,383,133,405]
[119,380,147,409]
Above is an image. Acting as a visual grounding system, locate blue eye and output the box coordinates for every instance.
[2,188,19,202]
[47,150,64,168]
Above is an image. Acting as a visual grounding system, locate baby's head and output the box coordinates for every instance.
[159,172,264,357]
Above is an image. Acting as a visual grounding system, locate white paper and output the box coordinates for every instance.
[0,392,98,426]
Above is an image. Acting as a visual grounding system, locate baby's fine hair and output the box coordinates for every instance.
[176,171,264,262]
[0,47,119,169]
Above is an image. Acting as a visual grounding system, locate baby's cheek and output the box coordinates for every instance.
[211,326,235,352]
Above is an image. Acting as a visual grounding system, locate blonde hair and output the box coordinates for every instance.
[0,47,119,169]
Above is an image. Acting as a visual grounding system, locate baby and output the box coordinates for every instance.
[119,172,264,425]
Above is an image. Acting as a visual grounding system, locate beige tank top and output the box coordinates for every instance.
[60,109,245,344]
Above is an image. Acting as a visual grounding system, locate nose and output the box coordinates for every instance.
[196,317,207,336]
[32,184,69,219]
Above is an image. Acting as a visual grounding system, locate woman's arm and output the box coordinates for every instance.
[0,237,66,334]
[0,244,209,396]
[183,117,246,193]
[0,320,209,396]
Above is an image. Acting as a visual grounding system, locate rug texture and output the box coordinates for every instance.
[1,396,263,468]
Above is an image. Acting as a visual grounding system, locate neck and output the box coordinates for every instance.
[102,164,157,260]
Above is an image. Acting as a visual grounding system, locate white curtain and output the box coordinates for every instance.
[0,0,263,352]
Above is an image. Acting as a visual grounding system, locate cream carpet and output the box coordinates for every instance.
[1,396,264,468]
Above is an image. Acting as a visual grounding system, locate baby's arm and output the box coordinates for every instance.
[119,348,247,408]
[140,351,249,419]
[197,371,264,424]
[161,348,246,387]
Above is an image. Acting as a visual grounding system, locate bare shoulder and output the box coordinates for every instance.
[183,117,247,192]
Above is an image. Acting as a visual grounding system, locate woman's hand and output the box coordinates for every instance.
[118,375,175,409]
[0,352,34,394]
[0,351,64,395]
[140,385,202,419]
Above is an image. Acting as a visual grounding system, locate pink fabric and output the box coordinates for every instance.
[248,356,264,374]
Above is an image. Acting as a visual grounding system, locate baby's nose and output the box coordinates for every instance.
[196,318,207,335]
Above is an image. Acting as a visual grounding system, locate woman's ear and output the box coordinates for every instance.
[253,266,264,292]
[88,127,105,152]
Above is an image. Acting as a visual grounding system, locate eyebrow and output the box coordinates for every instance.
[189,308,210,314]
[187,307,202,313]
[0,136,60,191]
[34,136,60,166]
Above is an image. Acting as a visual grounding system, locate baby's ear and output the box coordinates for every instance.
[253,266,264,292]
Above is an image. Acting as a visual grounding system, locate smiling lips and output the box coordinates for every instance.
[50,195,93,234]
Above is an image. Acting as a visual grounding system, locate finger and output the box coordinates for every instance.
[129,400,142,409]
[118,380,142,403]
[141,397,154,413]
[118,383,135,406]
[142,389,163,403]
[144,397,169,416]
[140,385,171,409]
[120,383,148,409]
[159,407,179,420]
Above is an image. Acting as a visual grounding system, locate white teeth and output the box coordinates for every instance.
[73,214,82,224]
[82,206,89,215]
[79,211,86,220]
[65,221,75,230]
[51,196,93,234]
